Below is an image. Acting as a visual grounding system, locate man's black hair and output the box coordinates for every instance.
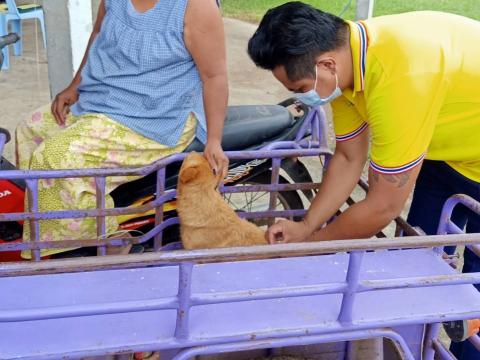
[248,1,348,81]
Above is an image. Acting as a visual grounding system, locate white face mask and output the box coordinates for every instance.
[294,65,342,107]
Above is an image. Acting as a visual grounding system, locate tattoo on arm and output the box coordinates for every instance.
[373,171,410,188]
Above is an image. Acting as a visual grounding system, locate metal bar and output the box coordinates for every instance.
[312,108,321,143]
[3,233,480,277]
[0,149,325,181]
[0,297,178,322]
[239,209,306,219]
[174,262,194,340]
[447,221,463,235]
[0,191,177,222]
[295,107,316,142]
[154,168,166,251]
[0,283,348,323]
[317,106,330,147]
[437,195,480,235]
[345,340,353,360]
[0,209,310,252]
[435,194,480,255]
[0,234,142,253]
[222,182,321,194]
[469,334,480,352]
[172,328,415,360]
[26,179,41,261]
[467,244,480,259]
[360,272,480,291]
[268,157,281,215]
[190,282,347,305]
[95,177,107,256]
[0,133,6,157]
[261,140,326,151]
[431,339,456,360]
[0,183,321,223]
[263,141,301,150]
[423,323,441,360]
[2,210,311,252]
[338,251,364,324]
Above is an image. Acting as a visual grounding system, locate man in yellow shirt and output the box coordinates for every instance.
[248,3,480,358]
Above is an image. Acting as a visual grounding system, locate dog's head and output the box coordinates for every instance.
[179,151,222,189]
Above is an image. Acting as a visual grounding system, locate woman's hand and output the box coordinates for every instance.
[51,84,79,126]
[204,140,229,181]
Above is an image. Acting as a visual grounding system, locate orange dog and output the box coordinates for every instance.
[177,152,267,250]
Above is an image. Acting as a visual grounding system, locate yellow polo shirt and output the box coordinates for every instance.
[332,11,480,182]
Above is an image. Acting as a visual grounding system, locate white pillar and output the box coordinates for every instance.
[356,0,375,20]
[43,0,92,98]
[91,0,101,22]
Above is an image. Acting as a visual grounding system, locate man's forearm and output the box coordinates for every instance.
[303,151,365,233]
[311,198,392,241]
[203,74,228,142]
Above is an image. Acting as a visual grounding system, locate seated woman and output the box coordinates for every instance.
[16,0,228,257]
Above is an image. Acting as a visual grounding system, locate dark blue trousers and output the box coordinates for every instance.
[407,160,480,360]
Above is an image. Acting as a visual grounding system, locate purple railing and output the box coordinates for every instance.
[427,194,480,358]
[0,106,332,260]
[1,233,480,359]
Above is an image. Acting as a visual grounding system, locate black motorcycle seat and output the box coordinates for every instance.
[111,103,299,207]
[185,105,294,152]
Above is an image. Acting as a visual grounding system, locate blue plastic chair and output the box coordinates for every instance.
[0,0,46,70]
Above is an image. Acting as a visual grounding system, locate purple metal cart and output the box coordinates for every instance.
[0,105,479,359]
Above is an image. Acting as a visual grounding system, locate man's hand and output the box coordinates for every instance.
[204,140,229,181]
[266,219,313,244]
[51,84,79,125]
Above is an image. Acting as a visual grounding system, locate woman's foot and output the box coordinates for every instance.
[443,319,480,342]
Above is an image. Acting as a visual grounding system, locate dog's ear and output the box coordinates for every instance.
[180,166,199,184]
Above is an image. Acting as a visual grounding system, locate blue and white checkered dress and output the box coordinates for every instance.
[71,0,207,146]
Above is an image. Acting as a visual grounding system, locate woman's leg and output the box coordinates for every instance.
[21,114,196,258]
[15,104,79,169]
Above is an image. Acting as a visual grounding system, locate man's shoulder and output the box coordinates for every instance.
[364,11,477,80]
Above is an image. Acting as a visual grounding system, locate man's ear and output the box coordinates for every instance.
[317,57,337,74]
[179,166,199,184]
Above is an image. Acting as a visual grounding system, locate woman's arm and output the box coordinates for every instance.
[184,0,229,178]
[51,0,106,124]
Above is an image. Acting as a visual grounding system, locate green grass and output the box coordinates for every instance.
[221,0,480,22]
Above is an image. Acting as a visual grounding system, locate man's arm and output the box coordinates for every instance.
[51,0,106,124]
[311,164,421,241]
[184,0,229,178]
[266,128,369,243]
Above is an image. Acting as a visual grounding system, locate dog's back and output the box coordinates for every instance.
[177,152,267,250]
